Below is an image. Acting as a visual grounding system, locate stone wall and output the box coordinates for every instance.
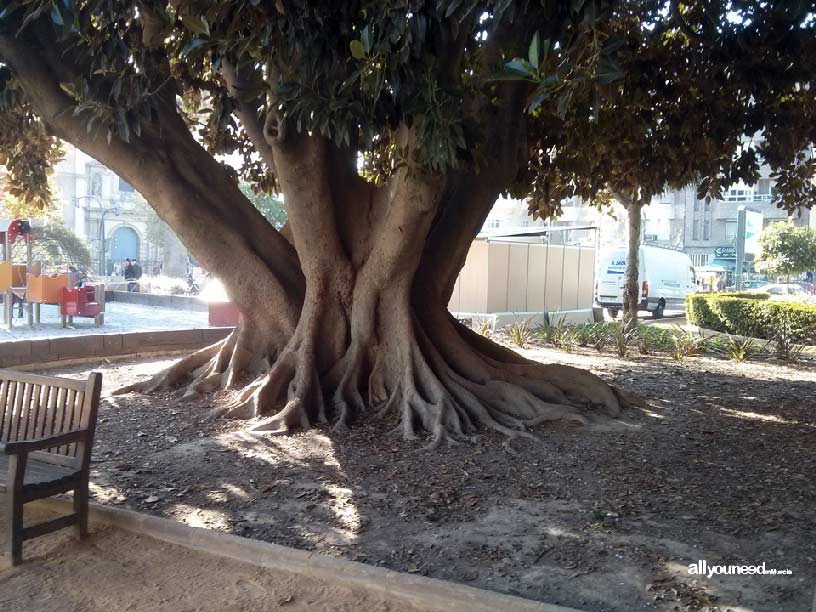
[105,291,208,312]
[0,328,231,368]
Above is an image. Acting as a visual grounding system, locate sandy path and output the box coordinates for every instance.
[0,500,415,612]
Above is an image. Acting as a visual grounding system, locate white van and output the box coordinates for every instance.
[595,245,697,318]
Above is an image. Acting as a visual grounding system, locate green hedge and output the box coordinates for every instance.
[686,293,816,344]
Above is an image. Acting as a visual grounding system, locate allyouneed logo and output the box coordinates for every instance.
[688,560,793,579]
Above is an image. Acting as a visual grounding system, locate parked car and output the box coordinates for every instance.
[596,245,698,319]
[756,283,807,296]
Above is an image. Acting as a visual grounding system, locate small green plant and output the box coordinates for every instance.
[611,320,637,358]
[573,324,595,347]
[537,315,566,347]
[635,325,674,355]
[506,319,533,348]
[773,316,806,363]
[559,326,577,353]
[475,318,492,337]
[721,335,758,362]
[671,326,708,361]
[592,323,610,352]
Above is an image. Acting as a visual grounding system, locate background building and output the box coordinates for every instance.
[54,145,188,277]
[484,165,813,274]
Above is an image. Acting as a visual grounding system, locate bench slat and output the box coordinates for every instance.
[9,381,25,442]
[0,379,9,440]
[0,369,87,392]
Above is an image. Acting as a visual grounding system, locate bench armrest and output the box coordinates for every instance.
[3,429,89,455]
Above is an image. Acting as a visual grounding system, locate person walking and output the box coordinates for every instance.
[132,260,143,292]
[124,259,136,292]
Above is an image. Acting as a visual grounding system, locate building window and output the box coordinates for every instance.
[521,219,530,227]
[692,219,700,241]
[753,179,771,201]
[725,186,750,202]
[119,178,135,193]
[725,220,738,241]
[486,219,500,229]
[690,253,710,266]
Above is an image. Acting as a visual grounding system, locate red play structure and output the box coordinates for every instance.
[61,286,104,328]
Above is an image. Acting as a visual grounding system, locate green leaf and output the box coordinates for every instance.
[528,32,540,68]
[504,58,535,78]
[594,56,623,85]
[361,25,371,54]
[59,82,78,98]
[350,39,365,59]
[181,14,210,36]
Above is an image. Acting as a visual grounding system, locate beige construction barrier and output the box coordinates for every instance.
[448,239,596,317]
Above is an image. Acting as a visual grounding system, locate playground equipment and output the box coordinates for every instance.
[0,219,33,327]
[60,285,105,328]
[0,218,105,328]
[27,272,70,325]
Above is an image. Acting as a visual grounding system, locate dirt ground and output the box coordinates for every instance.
[0,500,419,612]
[23,345,816,612]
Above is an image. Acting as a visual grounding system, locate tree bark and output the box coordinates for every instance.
[623,199,644,325]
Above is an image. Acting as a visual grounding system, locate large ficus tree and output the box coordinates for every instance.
[0,1,813,442]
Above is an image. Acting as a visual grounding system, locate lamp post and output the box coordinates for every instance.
[75,195,118,276]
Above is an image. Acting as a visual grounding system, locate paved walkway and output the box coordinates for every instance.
[0,302,210,341]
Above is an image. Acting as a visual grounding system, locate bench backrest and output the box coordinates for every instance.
[0,370,102,469]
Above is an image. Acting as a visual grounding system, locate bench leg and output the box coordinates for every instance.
[74,481,89,539]
[7,454,26,566]
[6,494,23,566]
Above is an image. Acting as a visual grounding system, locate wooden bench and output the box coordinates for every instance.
[0,370,102,565]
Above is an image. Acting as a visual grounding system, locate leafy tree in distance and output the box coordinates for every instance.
[0,2,814,442]
[239,184,287,229]
[756,223,816,281]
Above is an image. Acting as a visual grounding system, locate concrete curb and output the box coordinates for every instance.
[35,498,582,612]
[0,327,233,369]
[106,290,209,312]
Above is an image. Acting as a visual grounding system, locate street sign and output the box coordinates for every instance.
[714,246,736,258]
[744,210,763,255]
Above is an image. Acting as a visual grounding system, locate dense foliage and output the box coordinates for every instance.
[686,292,816,344]
[2,1,814,211]
[756,222,816,277]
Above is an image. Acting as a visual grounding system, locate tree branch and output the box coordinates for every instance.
[221,59,278,175]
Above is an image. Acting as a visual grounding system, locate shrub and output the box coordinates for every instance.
[686,293,816,345]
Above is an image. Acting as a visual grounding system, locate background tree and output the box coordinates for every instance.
[756,223,816,281]
[1,180,93,270]
[510,3,816,322]
[239,184,287,229]
[1,2,814,444]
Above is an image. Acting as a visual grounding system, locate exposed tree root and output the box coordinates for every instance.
[114,309,627,444]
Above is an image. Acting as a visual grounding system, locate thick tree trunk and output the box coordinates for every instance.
[2,32,631,444]
[623,200,644,325]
